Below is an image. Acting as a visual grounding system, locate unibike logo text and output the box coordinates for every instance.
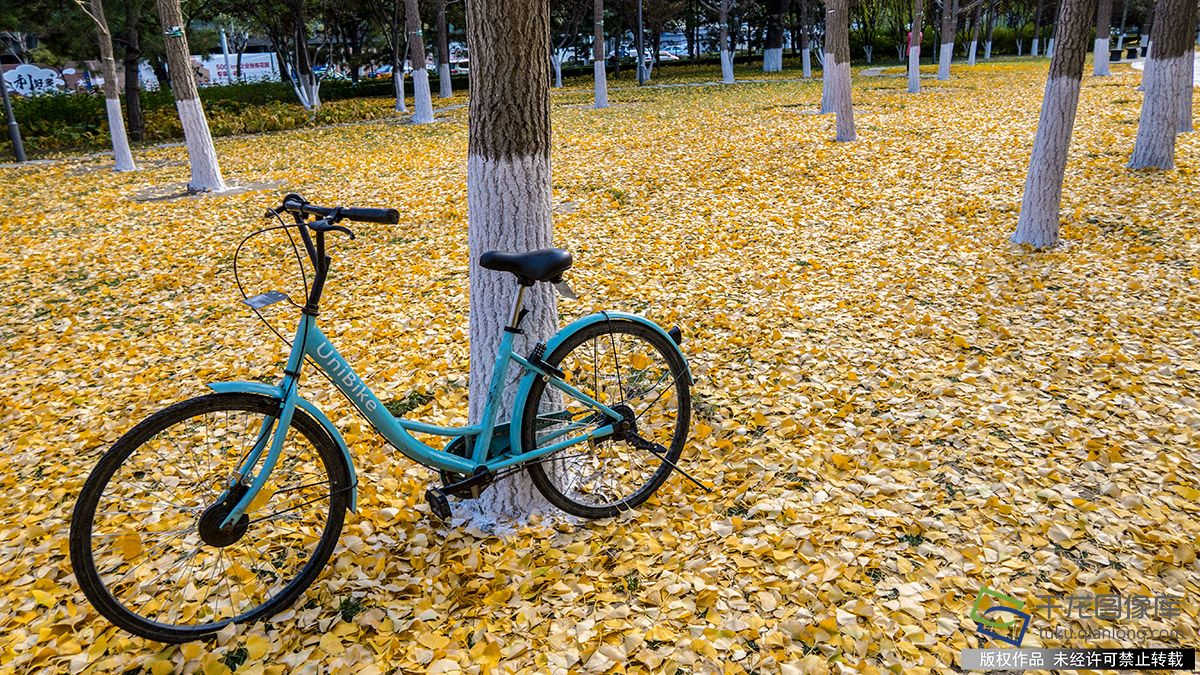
[315,341,378,412]
[970,587,1032,647]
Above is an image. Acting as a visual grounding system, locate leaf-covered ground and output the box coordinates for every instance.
[1,59,1198,674]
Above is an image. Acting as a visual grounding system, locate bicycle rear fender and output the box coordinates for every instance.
[508,311,694,455]
[207,381,358,512]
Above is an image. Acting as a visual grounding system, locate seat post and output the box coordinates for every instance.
[508,284,527,330]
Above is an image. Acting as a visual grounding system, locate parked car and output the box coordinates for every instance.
[450,59,469,74]
[368,64,394,79]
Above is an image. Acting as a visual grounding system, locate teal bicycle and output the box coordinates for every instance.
[70,194,698,642]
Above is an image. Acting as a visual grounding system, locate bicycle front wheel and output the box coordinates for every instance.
[70,393,349,643]
[523,318,692,519]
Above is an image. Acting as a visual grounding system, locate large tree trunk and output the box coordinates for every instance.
[84,0,137,171]
[824,0,856,140]
[122,0,144,142]
[465,0,558,520]
[719,0,735,83]
[1129,0,1197,167]
[910,0,924,92]
[801,0,813,76]
[764,0,785,71]
[593,0,608,107]
[406,0,435,123]
[155,0,224,191]
[1094,0,1112,74]
[937,0,959,79]
[436,0,453,97]
[1012,0,1097,248]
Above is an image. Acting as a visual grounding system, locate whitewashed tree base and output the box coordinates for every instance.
[105,98,137,172]
[938,42,953,80]
[1094,38,1111,75]
[1130,53,1190,169]
[593,61,609,108]
[175,98,225,192]
[1031,38,1040,56]
[763,47,783,72]
[828,60,855,141]
[968,40,978,65]
[802,49,812,78]
[720,50,735,83]
[908,46,921,93]
[985,40,993,59]
[411,70,435,123]
[466,154,558,519]
[439,63,453,98]
[552,55,563,88]
[394,73,407,112]
[1013,77,1081,248]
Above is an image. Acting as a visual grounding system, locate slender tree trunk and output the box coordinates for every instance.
[292,6,320,108]
[406,0,434,122]
[824,0,856,140]
[764,0,786,71]
[122,0,144,142]
[938,0,959,78]
[465,0,558,520]
[1012,0,1097,247]
[1129,0,1197,167]
[437,0,453,97]
[985,0,996,58]
[1118,0,1129,39]
[1094,0,1112,74]
[1032,0,1045,54]
[552,52,563,87]
[155,0,224,191]
[801,0,813,76]
[720,0,735,83]
[83,0,137,171]
[392,0,408,112]
[910,0,924,91]
[593,0,608,107]
[967,4,982,63]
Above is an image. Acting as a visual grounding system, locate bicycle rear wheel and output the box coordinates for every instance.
[523,318,691,518]
[70,393,349,642]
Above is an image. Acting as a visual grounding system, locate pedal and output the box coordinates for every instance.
[424,486,452,521]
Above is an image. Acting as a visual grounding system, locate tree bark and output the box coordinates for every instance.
[1129,0,1197,167]
[84,0,137,171]
[406,0,435,122]
[155,0,224,190]
[938,0,959,79]
[1181,50,1194,133]
[465,0,558,520]
[121,0,144,142]
[909,0,924,91]
[593,0,608,107]
[436,0,453,97]
[1094,0,1112,74]
[764,0,785,71]
[824,0,856,140]
[1012,0,1097,248]
[291,2,320,108]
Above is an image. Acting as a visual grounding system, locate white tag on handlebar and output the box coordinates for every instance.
[243,290,289,309]
[553,280,578,300]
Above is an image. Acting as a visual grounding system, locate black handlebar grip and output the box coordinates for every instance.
[341,207,400,224]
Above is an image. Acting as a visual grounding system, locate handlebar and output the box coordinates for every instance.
[277,193,400,225]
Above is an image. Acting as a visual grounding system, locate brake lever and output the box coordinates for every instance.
[307,218,356,239]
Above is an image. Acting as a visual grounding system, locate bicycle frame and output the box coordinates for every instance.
[217,303,624,529]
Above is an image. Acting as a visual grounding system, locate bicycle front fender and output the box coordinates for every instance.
[508,311,694,455]
[207,381,358,512]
